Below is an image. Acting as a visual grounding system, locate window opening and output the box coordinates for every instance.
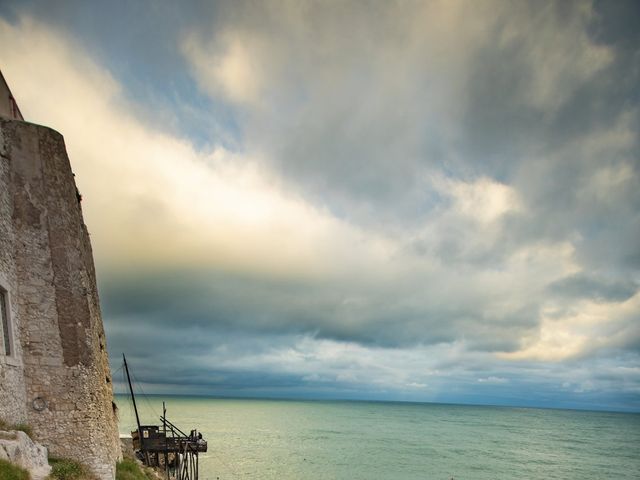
[0,288,10,355]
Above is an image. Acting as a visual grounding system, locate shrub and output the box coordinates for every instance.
[0,459,30,480]
[47,458,94,480]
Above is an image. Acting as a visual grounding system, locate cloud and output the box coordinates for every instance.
[1,13,592,356]
[181,0,640,294]
[183,31,264,106]
[167,1,640,400]
[182,1,620,217]
[548,272,637,303]
[500,291,640,362]
[0,15,397,282]
[436,176,523,225]
[477,377,508,384]
[1,1,638,409]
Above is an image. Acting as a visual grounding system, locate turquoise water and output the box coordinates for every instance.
[114,395,640,480]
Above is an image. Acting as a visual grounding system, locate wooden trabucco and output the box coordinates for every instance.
[131,417,207,480]
[124,355,207,480]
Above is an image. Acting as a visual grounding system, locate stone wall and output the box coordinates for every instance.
[0,120,27,424]
[0,72,23,121]
[0,118,120,479]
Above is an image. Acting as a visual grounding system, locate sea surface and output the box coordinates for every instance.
[114,395,640,480]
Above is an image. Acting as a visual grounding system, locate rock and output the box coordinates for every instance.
[0,430,52,480]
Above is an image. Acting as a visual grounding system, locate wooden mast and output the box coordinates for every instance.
[123,354,142,433]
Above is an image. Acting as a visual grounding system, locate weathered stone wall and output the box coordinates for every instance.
[0,121,27,424]
[0,118,120,479]
[0,72,23,120]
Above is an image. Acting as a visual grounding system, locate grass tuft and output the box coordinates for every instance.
[0,458,30,480]
[11,425,32,438]
[47,458,95,480]
[115,459,155,480]
[0,419,33,439]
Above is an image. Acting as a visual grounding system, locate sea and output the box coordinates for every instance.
[114,395,640,480]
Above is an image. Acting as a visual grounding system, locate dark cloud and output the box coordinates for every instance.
[99,267,543,353]
[548,273,638,302]
[108,323,640,411]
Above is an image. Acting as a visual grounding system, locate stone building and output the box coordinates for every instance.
[0,70,121,479]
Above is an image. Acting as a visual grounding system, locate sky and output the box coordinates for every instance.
[0,0,638,412]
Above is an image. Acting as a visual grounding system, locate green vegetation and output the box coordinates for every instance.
[0,459,30,480]
[47,458,95,480]
[10,425,32,438]
[0,419,33,438]
[115,459,155,480]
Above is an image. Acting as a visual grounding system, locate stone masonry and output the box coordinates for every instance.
[0,85,121,478]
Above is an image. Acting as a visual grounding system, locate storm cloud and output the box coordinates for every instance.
[0,0,638,410]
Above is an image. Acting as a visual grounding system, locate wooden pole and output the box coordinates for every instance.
[123,354,142,431]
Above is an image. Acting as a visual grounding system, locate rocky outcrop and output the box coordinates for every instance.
[0,430,51,480]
